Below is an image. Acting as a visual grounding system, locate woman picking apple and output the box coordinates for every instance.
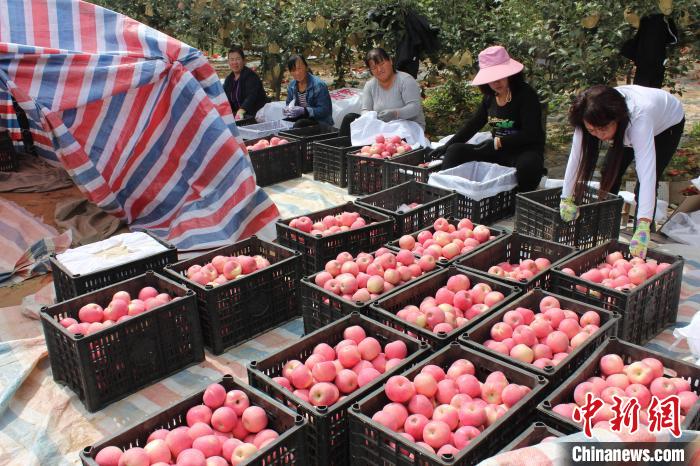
[560,85,685,259]
[430,46,546,192]
[283,55,334,128]
[223,46,268,121]
[339,48,426,136]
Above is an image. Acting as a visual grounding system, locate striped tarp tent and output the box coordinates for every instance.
[0,0,279,249]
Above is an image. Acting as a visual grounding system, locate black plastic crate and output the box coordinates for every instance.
[279,125,339,173]
[301,250,440,335]
[236,115,258,126]
[162,235,301,355]
[40,271,204,412]
[538,336,700,432]
[355,180,457,238]
[499,420,575,454]
[515,186,623,250]
[384,217,508,265]
[348,342,547,466]
[0,130,18,171]
[275,202,394,276]
[456,232,577,292]
[50,232,178,302]
[246,135,303,186]
[247,312,430,466]
[454,188,517,226]
[368,266,521,349]
[460,289,619,389]
[551,240,684,345]
[347,147,422,196]
[80,374,307,465]
[312,136,361,187]
[383,148,442,188]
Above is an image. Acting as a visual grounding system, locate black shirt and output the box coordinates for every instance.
[222,66,267,116]
[449,82,545,153]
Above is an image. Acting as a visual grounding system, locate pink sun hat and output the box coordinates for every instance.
[471,46,524,86]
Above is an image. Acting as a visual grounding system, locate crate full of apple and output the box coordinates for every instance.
[40,271,204,412]
[456,232,576,292]
[301,247,439,334]
[551,240,684,345]
[347,135,418,195]
[275,202,394,276]
[369,266,521,348]
[539,337,700,433]
[163,236,301,355]
[387,217,506,264]
[247,313,429,466]
[460,289,619,387]
[348,342,547,466]
[245,135,303,186]
[80,375,307,466]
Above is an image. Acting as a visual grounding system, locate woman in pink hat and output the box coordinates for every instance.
[431,45,545,192]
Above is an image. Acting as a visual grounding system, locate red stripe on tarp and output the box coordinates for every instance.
[77,1,97,53]
[31,0,51,48]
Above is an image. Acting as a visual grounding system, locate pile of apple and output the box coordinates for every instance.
[94,383,280,466]
[397,218,495,261]
[482,296,601,368]
[358,134,413,159]
[272,325,409,407]
[288,211,373,235]
[560,252,672,292]
[394,274,506,335]
[487,258,552,282]
[552,354,699,431]
[58,287,173,335]
[185,254,270,287]
[313,248,437,303]
[369,360,531,456]
[246,136,290,152]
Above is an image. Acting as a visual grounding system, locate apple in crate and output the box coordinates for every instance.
[562,256,671,292]
[487,257,552,281]
[289,211,373,235]
[246,136,289,152]
[359,134,413,159]
[185,254,271,287]
[398,217,497,261]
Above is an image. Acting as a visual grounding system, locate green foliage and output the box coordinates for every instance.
[423,78,482,138]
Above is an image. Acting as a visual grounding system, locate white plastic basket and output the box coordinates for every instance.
[238,120,294,140]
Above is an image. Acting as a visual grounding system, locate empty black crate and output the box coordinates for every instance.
[538,336,700,432]
[551,240,684,345]
[355,180,457,238]
[347,148,421,196]
[40,271,204,412]
[301,250,441,335]
[312,136,361,187]
[515,186,623,250]
[275,202,394,276]
[368,266,521,348]
[456,232,577,292]
[384,217,508,265]
[50,232,178,302]
[247,312,429,466]
[383,148,442,188]
[279,125,339,173]
[80,374,307,465]
[0,130,18,171]
[460,289,619,389]
[349,342,547,466]
[246,135,303,186]
[498,420,576,454]
[454,188,517,225]
[162,235,301,354]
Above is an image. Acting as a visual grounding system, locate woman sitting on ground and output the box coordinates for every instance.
[431,45,546,192]
[283,55,334,128]
[339,48,425,137]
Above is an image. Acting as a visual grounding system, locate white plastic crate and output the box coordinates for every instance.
[238,120,294,140]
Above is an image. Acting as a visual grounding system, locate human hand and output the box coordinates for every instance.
[283,106,306,118]
[377,109,396,122]
[235,109,245,120]
[430,145,448,160]
[629,221,650,259]
[559,197,579,222]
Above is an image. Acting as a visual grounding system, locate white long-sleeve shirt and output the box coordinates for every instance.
[562,85,684,219]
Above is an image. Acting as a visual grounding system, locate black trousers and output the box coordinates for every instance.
[633,63,665,88]
[441,142,545,192]
[608,118,685,228]
[290,118,334,132]
[339,112,361,138]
